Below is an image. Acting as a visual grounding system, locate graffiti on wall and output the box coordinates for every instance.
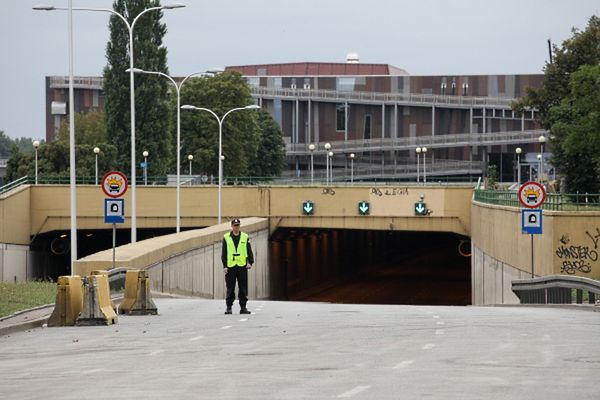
[555,230,599,274]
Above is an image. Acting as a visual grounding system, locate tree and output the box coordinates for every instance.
[0,131,12,158]
[547,65,600,193]
[103,0,172,177]
[57,110,107,146]
[178,72,261,177]
[251,110,286,176]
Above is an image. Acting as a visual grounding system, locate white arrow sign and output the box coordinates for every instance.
[303,202,313,213]
[359,202,369,214]
[415,203,426,214]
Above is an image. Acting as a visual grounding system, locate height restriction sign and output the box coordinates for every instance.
[101,171,128,198]
[518,181,546,209]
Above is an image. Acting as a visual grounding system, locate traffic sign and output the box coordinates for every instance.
[518,181,546,209]
[105,198,125,224]
[358,201,370,215]
[101,171,128,198]
[302,201,314,215]
[522,209,542,234]
[140,162,148,169]
[414,202,427,216]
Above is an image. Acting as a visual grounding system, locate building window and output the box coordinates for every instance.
[336,104,346,131]
[336,77,355,92]
[274,99,282,126]
[93,90,99,107]
[364,115,372,139]
[246,77,259,87]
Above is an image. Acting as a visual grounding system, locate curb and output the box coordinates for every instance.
[0,315,50,337]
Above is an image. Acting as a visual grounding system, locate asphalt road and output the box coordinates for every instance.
[1,299,599,399]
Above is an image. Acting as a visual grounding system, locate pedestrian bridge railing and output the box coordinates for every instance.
[473,189,600,211]
[512,275,600,305]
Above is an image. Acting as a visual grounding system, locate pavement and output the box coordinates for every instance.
[1,299,600,399]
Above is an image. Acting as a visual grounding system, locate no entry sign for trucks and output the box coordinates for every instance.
[518,181,546,209]
[101,171,128,198]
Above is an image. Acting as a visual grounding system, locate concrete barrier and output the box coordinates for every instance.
[48,276,83,327]
[119,270,157,315]
[76,274,118,326]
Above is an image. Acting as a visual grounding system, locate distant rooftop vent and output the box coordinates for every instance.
[346,52,360,64]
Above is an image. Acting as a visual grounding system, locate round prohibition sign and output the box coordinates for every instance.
[101,171,128,198]
[518,181,546,209]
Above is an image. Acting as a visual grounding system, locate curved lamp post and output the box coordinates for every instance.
[181,104,260,224]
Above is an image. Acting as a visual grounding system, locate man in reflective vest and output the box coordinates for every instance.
[221,218,254,314]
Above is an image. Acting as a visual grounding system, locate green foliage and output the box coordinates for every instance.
[486,164,499,189]
[103,0,172,176]
[514,15,600,192]
[57,109,107,146]
[0,281,56,318]
[0,131,11,157]
[252,109,286,176]
[178,72,260,177]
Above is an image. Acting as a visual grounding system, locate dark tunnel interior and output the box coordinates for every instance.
[269,229,472,306]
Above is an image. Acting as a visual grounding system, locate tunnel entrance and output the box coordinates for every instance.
[269,229,471,306]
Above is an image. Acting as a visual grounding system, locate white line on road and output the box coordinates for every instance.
[436,321,445,325]
[337,385,371,398]
[221,325,232,330]
[190,336,204,341]
[81,368,104,374]
[422,343,436,350]
[149,349,165,356]
[393,360,414,369]
[239,318,248,322]
[432,315,440,319]
[435,329,445,335]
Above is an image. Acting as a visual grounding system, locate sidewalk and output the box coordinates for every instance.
[0,305,53,336]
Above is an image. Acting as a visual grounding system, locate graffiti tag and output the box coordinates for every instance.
[370,188,409,197]
[585,228,600,249]
[321,188,336,196]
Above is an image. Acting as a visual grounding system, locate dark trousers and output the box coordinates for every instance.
[225,266,248,308]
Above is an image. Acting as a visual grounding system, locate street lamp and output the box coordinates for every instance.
[142,150,149,185]
[328,151,334,184]
[188,154,193,178]
[515,147,522,184]
[33,140,40,184]
[324,143,331,185]
[308,144,315,184]
[181,104,260,224]
[416,147,421,183]
[93,146,100,185]
[34,2,185,246]
[422,147,428,184]
[350,153,355,184]
[128,68,203,233]
[538,136,546,183]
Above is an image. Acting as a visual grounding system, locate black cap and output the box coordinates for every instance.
[231,218,241,225]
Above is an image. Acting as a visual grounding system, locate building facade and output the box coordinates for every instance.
[46,61,548,182]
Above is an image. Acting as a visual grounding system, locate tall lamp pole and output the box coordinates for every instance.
[324,143,331,185]
[34,3,185,247]
[33,140,40,184]
[350,153,355,184]
[129,68,203,233]
[422,147,428,184]
[328,151,334,185]
[181,104,260,224]
[94,146,100,185]
[538,135,546,184]
[308,144,315,184]
[515,147,522,184]
[416,147,421,183]
[142,150,149,185]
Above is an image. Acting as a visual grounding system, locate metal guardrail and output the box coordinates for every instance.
[251,86,523,109]
[0,176,28,196]
[512,275,600,305]
[474,189,600,211]
[49,76,103,90]
[107,267,128,292]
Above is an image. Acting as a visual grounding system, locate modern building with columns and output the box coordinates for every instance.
[45,60,549,182]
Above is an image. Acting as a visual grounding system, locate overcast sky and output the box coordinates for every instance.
[1,0,599,140]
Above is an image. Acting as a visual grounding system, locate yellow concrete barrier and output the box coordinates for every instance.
[91,270,117,313]
[76,275,118,326]
[48,276,83,327]
[119,269,157,315]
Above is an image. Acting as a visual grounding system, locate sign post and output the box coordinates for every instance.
[102,171,128,270]
[518,181,546,278]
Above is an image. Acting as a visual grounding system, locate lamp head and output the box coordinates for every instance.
[143,151,149,158]
[33,140,40,149]
[188,154,193,161]
[538,136,546,144]
[308,144,315,151]
[181,105,197,110]
[245,105,260,110]
[350,153,355,159]
[416,147,421,153]
[32,4,55,10]
[324,143,331,150]
[515,147,522,155]
[163,3,186,9]
[328,151,333,157]
[422,147,428,153]
[93,147,100,154]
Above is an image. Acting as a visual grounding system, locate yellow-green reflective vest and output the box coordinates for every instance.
[224,232,249,267]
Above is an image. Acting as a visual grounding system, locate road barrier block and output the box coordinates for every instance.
[119,269,158,315]
[91,270,117,313]
[76,275,118,326]
[48,276,83,327]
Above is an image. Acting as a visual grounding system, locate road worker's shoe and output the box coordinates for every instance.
[240,307,251,314]
[225,307,232,314]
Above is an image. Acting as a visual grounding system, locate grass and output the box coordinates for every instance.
[0,281,57,318]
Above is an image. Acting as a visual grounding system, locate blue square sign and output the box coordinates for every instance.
[105,198,125,224]
[522,209,542,234]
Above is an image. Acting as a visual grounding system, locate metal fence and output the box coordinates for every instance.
[473,189,600,211]
[512,275,600,305]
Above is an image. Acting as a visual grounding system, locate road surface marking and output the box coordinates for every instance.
[149,349,165,356]
[337,385,371,398]
[422,343,436,350]
[436,321,445,325]
[432,315,440,319]
[435,329,445,335]
[81,368,104,374]
[239,318,248,322]
[190,335,204,341]
[221,325,232,330]
[393,360,414,369]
